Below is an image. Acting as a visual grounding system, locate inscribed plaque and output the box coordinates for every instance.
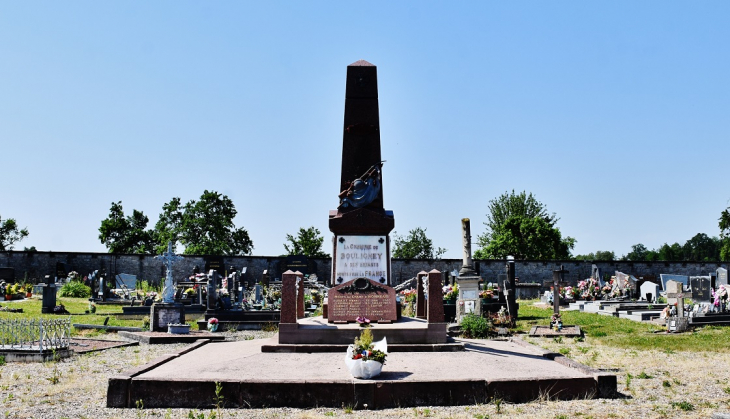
[333,235,388,284]
[327,278,397,323]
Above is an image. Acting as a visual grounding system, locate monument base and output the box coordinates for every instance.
[279,316,448,345]
[150,303,185,332]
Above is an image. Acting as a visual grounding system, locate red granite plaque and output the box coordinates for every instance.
[327,277,397,323]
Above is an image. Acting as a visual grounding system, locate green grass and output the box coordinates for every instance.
[1,297,144,334]
[517,302,730,353]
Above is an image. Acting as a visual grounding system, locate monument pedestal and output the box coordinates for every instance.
[150,303,185,332]
[456,276,481,322]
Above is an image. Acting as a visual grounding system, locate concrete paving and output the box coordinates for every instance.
[107,336,617,409]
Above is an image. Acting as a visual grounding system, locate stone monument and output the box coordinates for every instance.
[150,242,185,332]
[327,60,397,323]
[456,218,481,323]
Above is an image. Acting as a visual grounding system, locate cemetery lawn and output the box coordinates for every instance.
[517,302,730,353]
[0,296,146,334]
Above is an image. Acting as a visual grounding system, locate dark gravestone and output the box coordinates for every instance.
[327,277,397,323]
[41,283,57,314]
[55,262,67,280]
[0,267,14,283]
[689,276,712,302]
[283,255,309,275]
[204,256,225,277]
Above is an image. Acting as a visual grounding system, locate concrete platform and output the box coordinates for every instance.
[118,330,225,344]
[107,336,617,409]
[528,325,583,338]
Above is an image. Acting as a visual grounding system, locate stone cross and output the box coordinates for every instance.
[666,280,692,318]
[545,265,569,316]
[155,241,183,304]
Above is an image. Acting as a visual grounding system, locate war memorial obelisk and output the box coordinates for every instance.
[327,60,397,323]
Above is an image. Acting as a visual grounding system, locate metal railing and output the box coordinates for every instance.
[0,317,71,352]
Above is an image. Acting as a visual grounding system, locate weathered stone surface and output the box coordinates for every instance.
[280,270,298,324]
[327,277,396,323]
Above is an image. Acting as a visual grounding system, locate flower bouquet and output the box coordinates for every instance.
[551,313,563,331]
[207,317,219,332]
[345,328,388,379]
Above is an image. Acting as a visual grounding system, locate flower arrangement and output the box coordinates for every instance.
[218,288,229,297]
[479,289,494,299]
[356,316,371,328]
[443,284,459,301]
[551,313,563,331]
[577,278,601,300]
[146,291,160,301]
[344,328,388,379]
[560,286,575,300]
[184,285,198,296]
[207,317,219,332]
[489,307,513,327]
[712,285,728,310]
[400,288,417,304]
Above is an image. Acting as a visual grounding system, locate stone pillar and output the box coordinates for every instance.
[427,269,445,323]
[416,270,427,319]
[459,219,477,276]
[281,270,298,324]
[296,271,305,319]
[506,258,518,319]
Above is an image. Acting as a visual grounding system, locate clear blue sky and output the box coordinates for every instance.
[2,2,729,259]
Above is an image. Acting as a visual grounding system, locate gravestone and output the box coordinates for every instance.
[283,255,309,275]
[416,271,427,319]
[660,274,689,291]
[591,264,602,286]
[55,262,66,281]
[0,268,14,286]
[457,218,482,322]
[717,267,728,287]
[150,242,185,332]
[326,60,397,321]
[254,284,263,303]
[204,256,225,277]
[504,257,518,318]
[206,270,219,312]
[640,281,660,303]
[689,276,712,302]
[665,280,692,318]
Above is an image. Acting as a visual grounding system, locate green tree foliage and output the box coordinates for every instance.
[474,191,574,260]
[155,190,253,255]
[98,202,156,254]
[720,206,730,260]
[0,214,29,251]
[392,227,446,259]
[573,250,615,261]
[284,226,329,258]
[622,234,723,261]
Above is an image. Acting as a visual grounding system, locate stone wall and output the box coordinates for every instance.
[1,251,726,291]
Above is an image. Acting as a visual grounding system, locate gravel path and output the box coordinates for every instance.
[1,330,729,418]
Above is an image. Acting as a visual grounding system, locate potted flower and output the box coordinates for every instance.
[355,316,371,328]
[207,317,219,332]
[168,323,191,334]
[443,284,459,303]
[345,328,387,379]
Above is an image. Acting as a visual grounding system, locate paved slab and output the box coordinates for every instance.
[108,335,617,409]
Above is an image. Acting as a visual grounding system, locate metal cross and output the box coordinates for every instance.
[155,241,183,304]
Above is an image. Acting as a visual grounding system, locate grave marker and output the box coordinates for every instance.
[544,265,569,317]
[689,276,712,302]
[717,267,728,287]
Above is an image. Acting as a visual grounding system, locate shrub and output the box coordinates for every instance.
[460,314,491,338]
[58,281,91,298]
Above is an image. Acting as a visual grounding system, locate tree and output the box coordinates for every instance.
[475,191,574,260]
[682,233,721,261]
[474,216,574,259]
[98,202,156,254]
[657,242,683,261]
[0,214,29,251]
[392,227,446,259]
[573,250,615,261]
[721,206,730,260]
[155,190,253,255]
[283,226,329,258]
[624,243,649,261]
